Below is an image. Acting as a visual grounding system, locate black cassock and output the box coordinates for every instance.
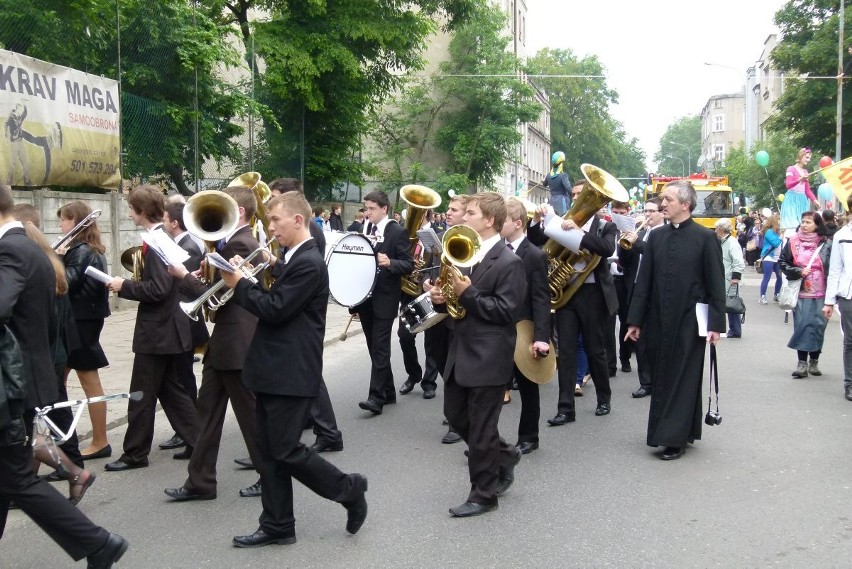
[627,217,726,448]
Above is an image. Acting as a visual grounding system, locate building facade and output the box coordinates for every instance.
[745,34,784,152]
[699,93,745,172]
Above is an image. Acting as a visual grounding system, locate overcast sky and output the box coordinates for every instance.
[526,0,789,171]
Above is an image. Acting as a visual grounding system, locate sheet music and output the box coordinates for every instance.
[543,215,584,253]
[417,228,442,255]
[141,230,190,266]
[611,213,638,233]
[84,266,113,284]
[205,252,236,273]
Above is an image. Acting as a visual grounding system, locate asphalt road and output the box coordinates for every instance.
[3,271,852,568]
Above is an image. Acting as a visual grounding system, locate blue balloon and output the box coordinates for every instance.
[818,182,834,202]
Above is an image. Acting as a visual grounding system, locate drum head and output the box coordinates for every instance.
[326,233,377,307]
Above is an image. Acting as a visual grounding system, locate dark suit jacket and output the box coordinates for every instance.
[528,216,619,316]
[618,227,649,299]
[180,226,258,371]
[233,239,327,397]
[438,239,525,388]
[515,238,551,343]
[119,226,191,355]
[354,219,413,319]
[176,233,209,348]
[0,227,58,408]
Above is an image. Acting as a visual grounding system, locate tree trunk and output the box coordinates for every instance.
[166,164,194,196]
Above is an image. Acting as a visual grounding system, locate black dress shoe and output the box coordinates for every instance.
[496,447,522,496]
[846,386,852,401]
[547,413,575,426]
[442,429,462,444]
[399,379,417,395]
[661,446,685,460]
[234,457,254,469]
[515,441,538,455]
[449,501,497,517]
[311,439,343,453]
[621,361,632,373]
[164,487,216,501]
[159,434,186,450]
[423,387,436,399]
[87,532,129,569]
[595,403,611,416]
[81,444,113,460]
[632,386,652,398]
[344,474,368,534]
[232,528,296,548]
[104,459,148,472]
[173,447,193,460]
[358,399,383,414]
[239,480,262,498]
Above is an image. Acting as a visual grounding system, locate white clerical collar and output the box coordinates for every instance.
[0,220,23,239]
[284,237,312,263]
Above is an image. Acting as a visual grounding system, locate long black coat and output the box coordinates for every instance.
[627,217,726,448]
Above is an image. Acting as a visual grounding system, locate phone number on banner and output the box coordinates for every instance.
[69,160,119,175]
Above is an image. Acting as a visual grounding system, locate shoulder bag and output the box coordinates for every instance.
[778,244,823,311]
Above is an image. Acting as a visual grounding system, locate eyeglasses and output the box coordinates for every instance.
[645,209,659,213]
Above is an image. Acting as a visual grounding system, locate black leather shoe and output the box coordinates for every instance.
[621,361,632,373]
[547,413,575,426]
[239,481,262,498]
[81,444,113,460]
[846,386,852,401]
[632,386,652,398]
[104,459,148,472]
[311,439,343,453]
[442,429,462,444]
[234,457,254,469]
[595,403,611,416]
[159,434,186,450]
[449,501,497,517]
[232,529,296,548]
[87,532,129,568]
[164,487,216,501]
[496,447,522,496]
[358,399,383,414]
[399,379,417,395]
[344,474,368,534]
[173,447,193,460]
[515,441,538,455]
[423,387,436,399]
[661,446,685,460]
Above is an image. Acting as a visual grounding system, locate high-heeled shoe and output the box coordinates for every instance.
[69,470,96,506]
[503,390,511,405]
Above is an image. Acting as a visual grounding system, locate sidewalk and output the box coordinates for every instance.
[64,299,361,443]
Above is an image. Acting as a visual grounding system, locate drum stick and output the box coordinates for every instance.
[339,314,356,341]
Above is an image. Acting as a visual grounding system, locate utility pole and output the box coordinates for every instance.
[838,0,845,161]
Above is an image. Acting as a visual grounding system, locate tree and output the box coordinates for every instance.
[769,1,852,158]
[717,133,798,208]
[654,116,701,176]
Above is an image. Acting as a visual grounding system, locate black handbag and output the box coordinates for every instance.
[725,283,746,317]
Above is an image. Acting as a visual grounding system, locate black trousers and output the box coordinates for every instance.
[166,350,198,436]
[514,365,540,444]
[0,418,109,561]
[613,276,633,364]
[555,284,611,416]
[398,294,423,383]
[311,378,342,444]
[359,307,396,404]
[255,393,363,535]
[421,321,449,391]
[443,375,515,506]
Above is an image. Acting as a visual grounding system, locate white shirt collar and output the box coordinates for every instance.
[284,237,312,263]
[174,231,188,243]
[0,220,23,240]
[507,235,525,252]
[365,216,391,237]
[480,233,502,257]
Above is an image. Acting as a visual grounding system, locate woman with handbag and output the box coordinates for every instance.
[759,213,784,304]
[745,219,763,267]
[779,211,832,378]
[715,219,745,338]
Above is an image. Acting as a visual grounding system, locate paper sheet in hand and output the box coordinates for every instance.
[206,252,236,273]
[695,303,727,338]
[140,230,190,266]
[416,228,442,255]
[84,265,113,285]
[543,215,584,253]
[611,213,638,233]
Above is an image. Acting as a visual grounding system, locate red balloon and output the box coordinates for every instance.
[819,156,834,168]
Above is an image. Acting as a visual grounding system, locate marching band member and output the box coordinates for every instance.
[607,200,633,376]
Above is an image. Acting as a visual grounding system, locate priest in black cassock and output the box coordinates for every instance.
[625,180,725,461]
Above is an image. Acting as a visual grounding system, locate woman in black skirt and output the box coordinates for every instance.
[58,200,112,459]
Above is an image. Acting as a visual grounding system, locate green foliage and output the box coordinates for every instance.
[654,116,701,175]
[717,133,798,208]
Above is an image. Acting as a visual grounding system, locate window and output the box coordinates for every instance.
[713,144,725,162]
[713,114,724,132]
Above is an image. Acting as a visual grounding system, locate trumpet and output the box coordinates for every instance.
[617,219,647,250]
[179,238,275,321]
[52,209,102,251]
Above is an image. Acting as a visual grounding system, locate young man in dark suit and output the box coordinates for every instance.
[355,190,413,415]
[429,192,526,517]
[105,185,199,471]
[222,191,368,548]
[501,198,551,455]
[164,185,264,501]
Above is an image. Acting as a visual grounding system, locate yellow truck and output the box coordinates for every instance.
[645,174,737,232]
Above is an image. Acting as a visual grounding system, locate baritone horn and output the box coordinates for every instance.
[120,246,143,281]
[399,184,441,297]
[184,190,241,285]
[436,224,481,319]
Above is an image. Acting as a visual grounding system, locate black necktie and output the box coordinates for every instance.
[369,224,377,236]
[506,242,514,251]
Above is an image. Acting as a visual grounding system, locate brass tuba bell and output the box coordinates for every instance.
[120,246,143,281]
[436,224,481,319]
[184,190,241,243]
[399,184,441,297]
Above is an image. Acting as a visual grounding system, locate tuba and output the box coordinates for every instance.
[399,184,442,297]
[542,164,629,311]
[436,224,481,319]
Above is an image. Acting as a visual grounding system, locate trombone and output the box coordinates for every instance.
[179,238,275,321]
[52,209,102,251]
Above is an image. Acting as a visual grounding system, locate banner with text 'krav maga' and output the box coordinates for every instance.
[0,49,120,190]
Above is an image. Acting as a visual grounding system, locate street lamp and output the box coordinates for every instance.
[665,155,685,177]
[670,141,692,176]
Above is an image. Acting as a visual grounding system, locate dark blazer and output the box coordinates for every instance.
[63,242,110,320]
[118,227,192,355]
[176,233,209,349]
[180,225,259,370]
[233,239,328,397]
[0,227,58,408]
[618,227,648,298]
[515,237,551,343]
[438,239,525,388]
[309,221,326,257]
[347,220,364,233]
[354,219,413,319]
[528,216,619,316]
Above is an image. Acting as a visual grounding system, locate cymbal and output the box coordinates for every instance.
[514,320,556,384]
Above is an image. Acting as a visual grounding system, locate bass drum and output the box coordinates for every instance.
[326,233,378,307]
